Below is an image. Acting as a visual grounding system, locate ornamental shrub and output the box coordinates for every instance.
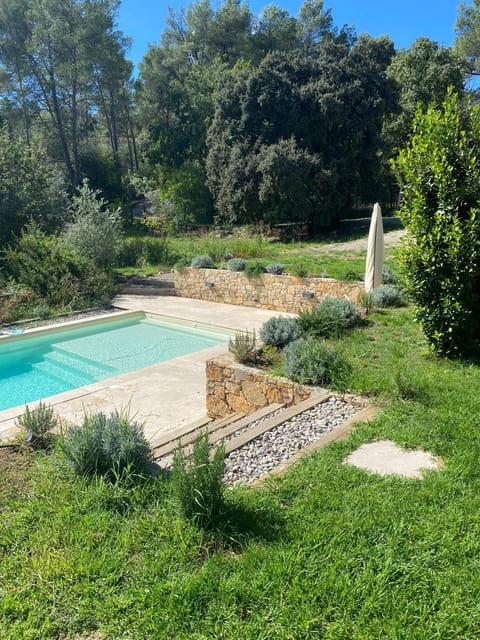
[382,265,398,285]
[228,330,257,364]
[393,89,480,356]
[191,254,214,269]
[172,432,225,528]
[283,338,352,390]
[226,257,247,272]
[60,410,153,480]
[298,297,362,338]
[259,316,300,348]
[265,263,285,275]
[371,286,404,308]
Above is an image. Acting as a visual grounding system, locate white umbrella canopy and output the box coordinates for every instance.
[365,202,384,292]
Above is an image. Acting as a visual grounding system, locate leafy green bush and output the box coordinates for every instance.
[298,297,362,338]
[117,237,178,268]
[244,261,266,278]
[259,316,300,348]
[3,222,115,308]
[191,255,214,269]
[226,257,247,272]
[228,330,257,364]
[371,286,404,308]
[283,338,352,390]
[393,90,480,356]
[265,263,285,275]
[172,432,225,528]
[31,304,51,319]
[60,410,153,480]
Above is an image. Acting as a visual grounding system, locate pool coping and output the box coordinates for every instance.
[0,309,234,432]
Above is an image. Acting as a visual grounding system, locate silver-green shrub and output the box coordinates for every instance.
[381,265,398,285]
[259,316,300,348]
[371,286,404,308]
[60,410,153,480]
[172,432,225,528]
[226,257,247,271]
[191,254,214,269]
[265,263,285,275]
[298,297,362,338]
[63,179,122,268]
[283,338,352,390]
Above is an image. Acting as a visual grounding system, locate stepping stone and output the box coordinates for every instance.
[343,439,442,479]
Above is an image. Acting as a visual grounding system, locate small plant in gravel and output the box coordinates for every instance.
[60,410,153,480]
[298,297,362,338]
[265,263,285,275]
[172,431,226,528]
[283,338,352,390]
[226,257,247,272]
[371,286,404,308]
[228,329,257,364]
[191,255,214,269]
[260,316,300,348]
[16,402,59,448]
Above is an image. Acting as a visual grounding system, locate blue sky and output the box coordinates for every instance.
[118,0,461,70]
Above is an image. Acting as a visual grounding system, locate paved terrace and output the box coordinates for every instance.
[0,296,288,443]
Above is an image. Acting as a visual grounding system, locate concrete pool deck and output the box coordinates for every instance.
[0,295,291,443]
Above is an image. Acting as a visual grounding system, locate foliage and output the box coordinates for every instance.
[0,0,134,186]
[3,223,115,308]
[228,329,257,364]
[60,410,153,480]
[206,37,397,229]
[265,263,285,275]
[191,254,214,269]
[15,402,58,437]
[371,286,404,308]
[117,237,178,268]
[283,337,352,390]
[0,127,66,248]
[381,264,398,285]
[455,0,480,74]
[392,90,480,356]
[385,37,466,153]
[226,257,247,272]
[63,179,123,269]
[171,431,226,528]
[244,261,267,278]
[298,297,362,338]
[259,316,300,348]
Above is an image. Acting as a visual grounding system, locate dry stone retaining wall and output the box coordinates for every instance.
[174,269,363,313]
[206,354,312,419]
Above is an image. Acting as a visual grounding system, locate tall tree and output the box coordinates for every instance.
[0,0,131,187]
[206,36,397,229]
[456,0,480,74]
[386,38,466,153]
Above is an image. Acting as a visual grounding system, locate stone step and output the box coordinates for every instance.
[121,284,176,296]
[130,275,174,287]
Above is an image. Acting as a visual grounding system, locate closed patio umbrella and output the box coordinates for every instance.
[365,202,384,292]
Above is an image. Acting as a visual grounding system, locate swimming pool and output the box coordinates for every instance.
[0,312,229,411]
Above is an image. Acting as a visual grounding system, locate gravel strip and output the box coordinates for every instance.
[224,396,364,485]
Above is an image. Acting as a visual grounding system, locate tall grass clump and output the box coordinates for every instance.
[283,338,352,390]
[298,297,362,338]
[16,402,59,448]
[172,432,226,528]
[60,410,153,480]
[228,329,257,364]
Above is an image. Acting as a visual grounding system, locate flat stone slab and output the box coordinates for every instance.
[343,439,442,479]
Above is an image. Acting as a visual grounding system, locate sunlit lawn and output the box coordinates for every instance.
[2,305,480,639]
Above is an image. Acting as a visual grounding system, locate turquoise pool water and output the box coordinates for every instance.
[0,315,228,411]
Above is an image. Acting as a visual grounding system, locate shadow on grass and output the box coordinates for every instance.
[196,492,286,552]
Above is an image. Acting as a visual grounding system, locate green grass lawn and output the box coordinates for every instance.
[2,307,480,639]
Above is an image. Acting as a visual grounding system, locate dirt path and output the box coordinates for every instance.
[316,228,406,253]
